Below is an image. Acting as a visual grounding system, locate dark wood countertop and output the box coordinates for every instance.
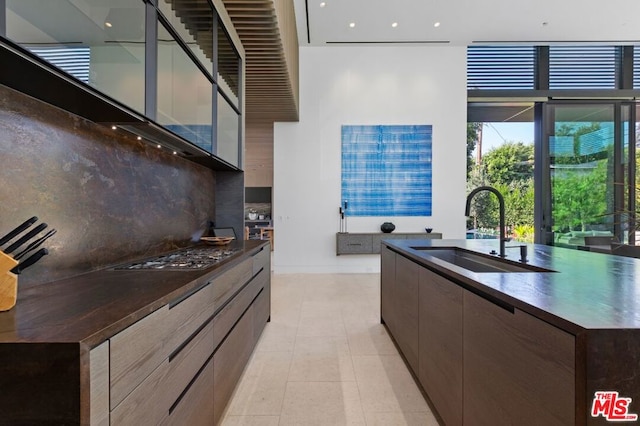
[385,239,640,333]
[0,240,267,347]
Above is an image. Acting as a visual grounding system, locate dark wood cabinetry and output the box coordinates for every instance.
[0,242,270,425]
[163,358,214,426]
[419,267,463,426]
[109,246,270,425]
[381,239,640,425]
[380,246,396,330]
[213,303,255,424]
[382,246,576,425]
[463,291,575,426]
[381,247,420,371]
[393,254,420,372]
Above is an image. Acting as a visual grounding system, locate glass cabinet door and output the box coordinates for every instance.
[156,22,213,152]
[5,0,146,113]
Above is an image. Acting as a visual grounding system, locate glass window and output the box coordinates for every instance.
[549,46,616,89]
[467,46,535,90]
[217,21,239,107]
[157,0,213,76]
[157,22,212,152]
[6,0,146,114]
[548,104,615,247]
[634,47,640,89]
[217,91,239,165]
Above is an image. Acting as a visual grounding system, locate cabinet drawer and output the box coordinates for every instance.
[161,358,214,426]
[464,291,575,425]
[111,320,215,425]
[253,284,270,344]
[213,258,253,311]
[372,234,407,254]
[110,282,213,408]
[213,305,255,425]
[213,268,267,350]
[89,342,109,426]
[252,246,270,275]
[337,234,373,254]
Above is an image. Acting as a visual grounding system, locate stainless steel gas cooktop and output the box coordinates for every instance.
[115,247,240,270]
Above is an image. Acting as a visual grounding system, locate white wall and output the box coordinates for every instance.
[274,45,467,273]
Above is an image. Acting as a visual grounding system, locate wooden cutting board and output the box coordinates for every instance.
[0,251,18,311]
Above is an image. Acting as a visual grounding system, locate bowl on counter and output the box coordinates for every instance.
[201,236,235,246]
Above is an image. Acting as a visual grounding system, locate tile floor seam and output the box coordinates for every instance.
[222,273,438,425]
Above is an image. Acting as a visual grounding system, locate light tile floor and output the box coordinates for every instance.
[221,273,440,426]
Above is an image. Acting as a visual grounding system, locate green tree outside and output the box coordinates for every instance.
[467,136,535,242]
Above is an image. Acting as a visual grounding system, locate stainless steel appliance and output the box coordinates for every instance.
[115,247,239,270]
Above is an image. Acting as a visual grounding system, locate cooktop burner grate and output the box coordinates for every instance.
[115,247,240,270]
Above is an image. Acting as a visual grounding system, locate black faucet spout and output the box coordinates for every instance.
[465,186,506,258]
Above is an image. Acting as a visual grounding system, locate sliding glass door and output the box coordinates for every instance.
[538,102,635,247]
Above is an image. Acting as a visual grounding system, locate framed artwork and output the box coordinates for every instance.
[341,124,432,217]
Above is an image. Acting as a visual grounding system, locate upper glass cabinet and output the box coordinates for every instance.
[217,21,240,108]
[157,22,213,153]
[2,0,244,170]
[157,0,213,76]
[5,0,146,114]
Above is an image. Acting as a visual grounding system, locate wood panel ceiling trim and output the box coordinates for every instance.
[222,0,299,122]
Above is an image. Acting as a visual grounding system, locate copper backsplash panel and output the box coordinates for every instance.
[0,85,216,286]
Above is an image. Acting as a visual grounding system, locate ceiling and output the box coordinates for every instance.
[293,0,640,46]
[222,0,300,122]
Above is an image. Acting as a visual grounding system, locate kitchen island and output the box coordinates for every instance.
[0,240,270,425]
[382,239,640,426]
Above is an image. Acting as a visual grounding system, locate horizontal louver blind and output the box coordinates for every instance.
[27,47,91,84]
[634,46,640,89]
[467,46,535,90]
[549,46,616,89]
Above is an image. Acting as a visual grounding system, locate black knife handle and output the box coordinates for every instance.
[14,229,57,261]
[11,248,48,274]
[4,223,48,254]
[0,216,38,246]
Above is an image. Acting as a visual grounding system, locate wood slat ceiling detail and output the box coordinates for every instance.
[166,0,299,122]
[223,0,299,122]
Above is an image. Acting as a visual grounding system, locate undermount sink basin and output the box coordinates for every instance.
[410,247,555,273]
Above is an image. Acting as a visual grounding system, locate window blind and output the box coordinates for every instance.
[634,46,640,89]
[549,46,616,89]
[467,46,535,90]
[28,47,91,84]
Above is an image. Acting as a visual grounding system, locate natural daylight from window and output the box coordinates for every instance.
[467,122,534,242]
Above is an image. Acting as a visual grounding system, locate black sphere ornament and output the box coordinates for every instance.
[380,222,396,233]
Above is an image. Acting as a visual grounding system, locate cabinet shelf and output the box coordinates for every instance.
[336,232,442,255]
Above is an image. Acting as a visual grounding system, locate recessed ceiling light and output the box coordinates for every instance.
[136,136,142,141]
[319,2,326,7]
[105,22,112,28]
[111,125,117,130]
[173,151,178,155]
[157,144,162,148]
[391,22,398,28]
[434,22,441,28]
[349,22,356,28]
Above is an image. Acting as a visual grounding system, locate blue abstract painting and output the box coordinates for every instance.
[341,125,432,217]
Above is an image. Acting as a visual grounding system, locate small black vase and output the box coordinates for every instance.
[380,222,395,233]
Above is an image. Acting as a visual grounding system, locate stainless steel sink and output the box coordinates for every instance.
[410,247,555,273]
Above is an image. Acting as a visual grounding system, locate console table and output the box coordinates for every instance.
[336,232,442,255]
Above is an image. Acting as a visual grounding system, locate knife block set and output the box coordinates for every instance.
[0,250,18,311]
[0,217,55,312]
